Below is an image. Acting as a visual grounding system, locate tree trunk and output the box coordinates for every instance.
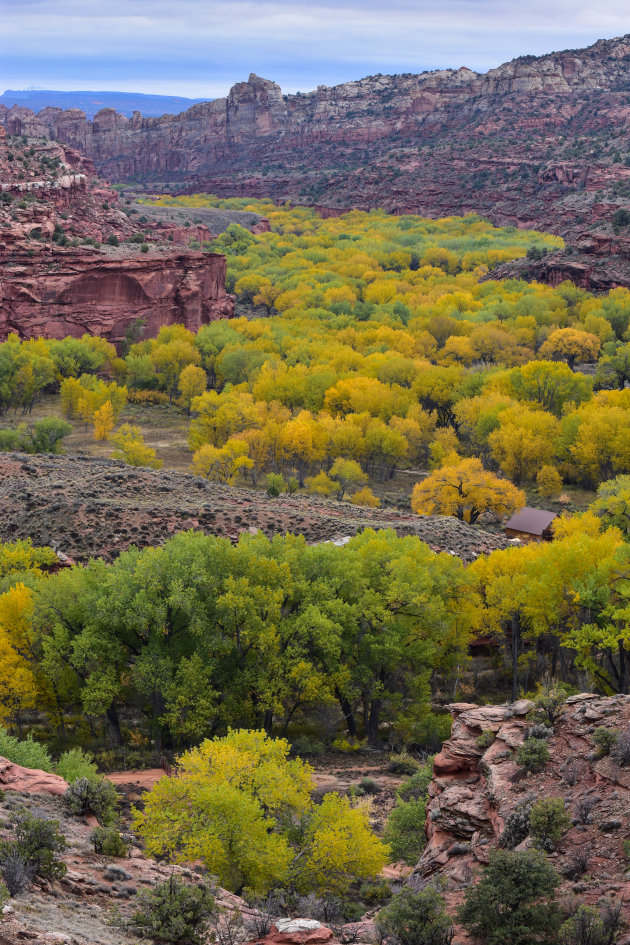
[366,699,381,746]
[106,705,124,747]
[336,688,357,738]
[511,613,520,703]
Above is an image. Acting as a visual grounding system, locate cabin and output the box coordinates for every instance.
[505,507,557,543]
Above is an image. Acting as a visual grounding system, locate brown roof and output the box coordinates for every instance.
[505,507,557,535]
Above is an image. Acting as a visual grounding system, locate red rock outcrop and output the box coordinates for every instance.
[413,694,630,933]
[0,120,234,341]
[0,757,68,796]
[0,249,232,343]
[3,36,629,243]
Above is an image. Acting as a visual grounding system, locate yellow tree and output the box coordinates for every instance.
[0,584,42,728]
[178,364,207,415]
[111,424,162,469]
[92,400,115,441]
[411,458,525,524]
[540,327,600,370]
[488,406,559,483]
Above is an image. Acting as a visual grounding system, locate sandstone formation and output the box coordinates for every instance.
[3,35,629,251]
[0,124,233,342]
[413,694,630,934]
[1,249,232,342]
[0,757,68,796]
[0,452,510,564]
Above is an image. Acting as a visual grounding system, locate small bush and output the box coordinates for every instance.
[527,723,553,741]
[0,880,9,909]
[64,776,118,825]
[140,243,149,253]
[592,727,618,758]
[0,728,52,772]
[376,885,453,945]
[559,902,622,945]
[611,727,630,767]
[529,798,571,851]
[56,748,98,784]
[358,777,381,794]
[499,804,531,849]
[384,799,427,866]
[265,473,285,497]
[533,684,568,727]
[476,729,495,749]
[388,752,419,775]
[459,849,561,945]
[292,736,325,757]
[0,810,67,893]
[105,234,119,246]
[397,761,433,803]
[90,827,129,857]
[127,876,216,944]
[516,737,550,773]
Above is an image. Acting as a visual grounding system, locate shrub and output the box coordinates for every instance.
[375,884,453,945]
[388,752,420,775]
[0,728,52,772]
[90,827,129,857]
[458,849,561,945]
[592,727,618,758]
[265,473,285,497]
[499,804,532,849]
[56,748,98,784]
[527,723,553,741]
[127,876,216,945]
[0,810,67,893]
[105,234,119,246]
[358,777,381,794]
[529,798,571,851]
[292,736,325,757]
[384,798,427,865]
[0,880,9,909]
[397,761,433,803]
[476,729,495,749]
[140,243,149,253]
[559,902,623,945]
[516,737,550,773]
[64,776,118,825]
[611,727,630,766]
[532,684,568,727]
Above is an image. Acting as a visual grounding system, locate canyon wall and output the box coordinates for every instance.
[2,35,630,241]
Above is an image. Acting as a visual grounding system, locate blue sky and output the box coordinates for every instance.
[2,0,629,98]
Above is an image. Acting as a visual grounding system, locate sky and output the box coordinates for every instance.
[2,0,629,99]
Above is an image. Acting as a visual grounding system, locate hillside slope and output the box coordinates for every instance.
[2,35,629,243]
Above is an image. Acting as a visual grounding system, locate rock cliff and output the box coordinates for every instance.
[3,36,630,244]
[0,124,233,342]
[414,695,630,935]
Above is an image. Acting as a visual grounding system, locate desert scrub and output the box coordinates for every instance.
[476,729,495,749]
[516,736,550,773]
[65,776,119,825]
[499,803,532,849]
[529,798,571,851]
[592,726,618,758]
[388,752,420,775]
[126,876,216,945]
[376,884,453,945]
[0,810,67,894]
[90,826,129,858]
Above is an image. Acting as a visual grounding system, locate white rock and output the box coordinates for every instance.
[276,919,323,933]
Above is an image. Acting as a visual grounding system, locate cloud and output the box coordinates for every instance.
[1,0,628,97]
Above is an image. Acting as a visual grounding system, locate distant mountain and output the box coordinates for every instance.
[0,89,208,119]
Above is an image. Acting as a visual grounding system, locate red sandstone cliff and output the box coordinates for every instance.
[0,125,233,342]
[2,36,629,243]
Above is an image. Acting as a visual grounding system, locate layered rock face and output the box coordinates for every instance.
[0,125,233,342]
[414,695,630,923]
[0,249,232,342]
[3,36,630,244]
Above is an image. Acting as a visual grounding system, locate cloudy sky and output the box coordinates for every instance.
[2,0,629,98]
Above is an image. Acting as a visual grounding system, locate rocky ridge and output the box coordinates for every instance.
[3,35,630,255]
[413,694,630,940]
[0,452,510,563]
[0,125,233,343]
